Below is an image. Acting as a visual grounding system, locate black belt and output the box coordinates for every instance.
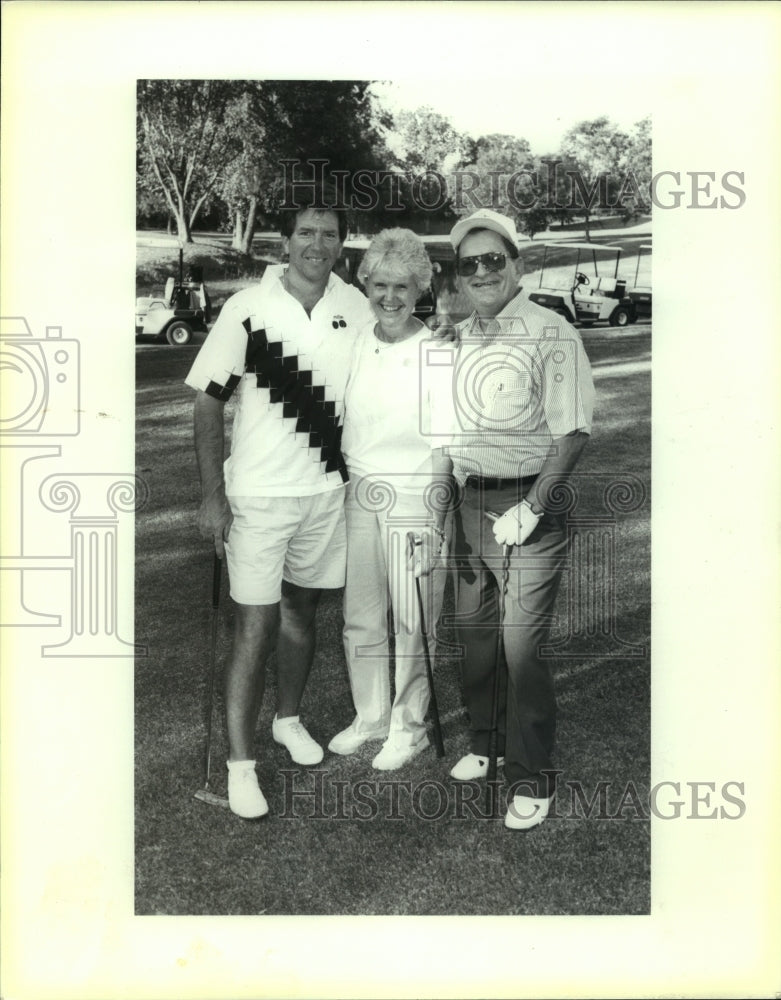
[464,475,537,490]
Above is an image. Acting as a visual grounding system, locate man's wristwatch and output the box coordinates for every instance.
[521,497,545,518]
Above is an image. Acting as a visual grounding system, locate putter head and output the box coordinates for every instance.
[194,788,230,809]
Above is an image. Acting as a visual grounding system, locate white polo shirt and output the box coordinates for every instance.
[342,321,456,494]
[185,264,373,496]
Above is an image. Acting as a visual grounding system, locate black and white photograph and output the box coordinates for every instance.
[2,2,780,998]
[134,78,653,917]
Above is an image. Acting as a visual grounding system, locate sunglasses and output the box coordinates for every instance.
[456,251,508,277]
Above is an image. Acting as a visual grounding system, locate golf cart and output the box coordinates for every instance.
[135,249,212,346]
[527,242,637,327]
[626,243,652,320]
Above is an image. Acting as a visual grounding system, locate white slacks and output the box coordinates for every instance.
[342,479,446,746]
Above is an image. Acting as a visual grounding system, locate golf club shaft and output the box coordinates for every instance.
[414,574,445,758]
[486,544,510,783]
[203,552,222,790]
[407,532,445,758]
[484,508,514,816]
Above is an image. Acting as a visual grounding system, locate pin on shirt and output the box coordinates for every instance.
[332,316,347,329]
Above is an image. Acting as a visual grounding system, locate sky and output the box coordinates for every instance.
[370,78,651,155]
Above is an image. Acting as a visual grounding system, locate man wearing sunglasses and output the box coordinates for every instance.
[445,209,595,831]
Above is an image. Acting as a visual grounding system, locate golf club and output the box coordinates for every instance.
[194,552,230,809]
[485,510,512,816]
[407,531,445,758]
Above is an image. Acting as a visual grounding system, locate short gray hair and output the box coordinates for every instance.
[357,228,433,292]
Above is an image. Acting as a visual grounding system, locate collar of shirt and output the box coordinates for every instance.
[263,262,345,303]
[460,289,530,342]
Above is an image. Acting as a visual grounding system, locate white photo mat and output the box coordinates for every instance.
[1,2,779,997]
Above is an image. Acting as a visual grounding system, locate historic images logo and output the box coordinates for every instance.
[279,770,747,822]
[280,159,746,213]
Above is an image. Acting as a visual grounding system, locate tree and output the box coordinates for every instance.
[520,206,550,239]
[385,106,477,230]
[269,81,390,172]
[533,154,578,231]
[217,83,270,253]
[394,106,470,174]
[136,143,167,229]
[223,153,267,253]
[618,115,652,216]
[559,117,629,240]
[378,106,470,232]
[454,133,536,223]
[221,81,394,250]
[137,80,249,242]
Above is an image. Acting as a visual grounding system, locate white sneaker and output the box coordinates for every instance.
[272,715,324,765]
[449,753,505,781]
[328,718,388,755]
[372,734,428,771]
[504,793,553,831]
[226,760,269,820]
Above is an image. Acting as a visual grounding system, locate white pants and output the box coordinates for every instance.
[342,480,446,745]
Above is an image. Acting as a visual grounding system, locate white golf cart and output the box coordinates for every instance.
[626,243,652,320]
[527,242,637,327]
[135,252,212,346]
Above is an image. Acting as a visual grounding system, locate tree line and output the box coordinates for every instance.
[137,80,651,247]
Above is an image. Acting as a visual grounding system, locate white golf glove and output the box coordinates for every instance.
[492,500,542,547]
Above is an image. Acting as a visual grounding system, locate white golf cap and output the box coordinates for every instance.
[449,208,528,251]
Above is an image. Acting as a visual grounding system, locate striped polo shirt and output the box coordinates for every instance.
[185,265,373,497]
[447,291,595,483]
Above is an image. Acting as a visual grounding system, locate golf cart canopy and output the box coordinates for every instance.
[540,242,624,252]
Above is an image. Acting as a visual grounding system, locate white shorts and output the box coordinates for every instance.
[225,490,347,605]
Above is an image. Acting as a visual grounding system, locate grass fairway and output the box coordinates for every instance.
[135,290,651,915]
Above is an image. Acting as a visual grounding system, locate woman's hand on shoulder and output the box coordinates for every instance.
[425,313,459,344]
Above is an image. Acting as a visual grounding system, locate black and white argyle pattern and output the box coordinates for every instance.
[224,319,346,480]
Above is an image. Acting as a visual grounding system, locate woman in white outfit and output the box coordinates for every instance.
[329,229,453,770]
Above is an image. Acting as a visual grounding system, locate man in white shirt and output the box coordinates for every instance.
[445,209,595,831]
[186,185,372,818]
